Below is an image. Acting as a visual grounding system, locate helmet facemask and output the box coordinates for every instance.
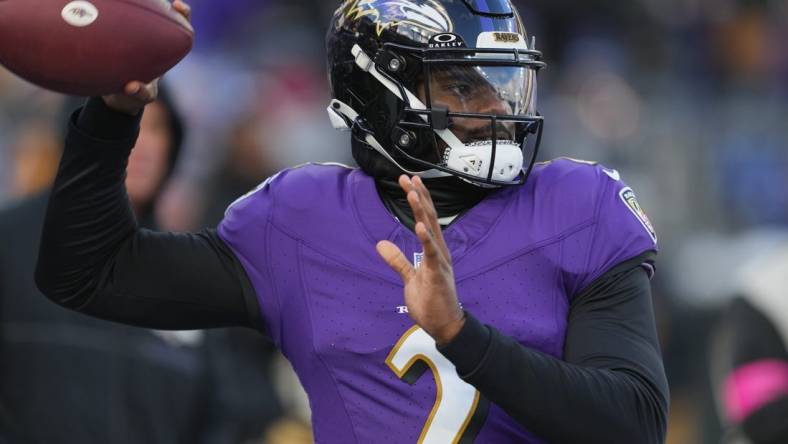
[409,57,542,186]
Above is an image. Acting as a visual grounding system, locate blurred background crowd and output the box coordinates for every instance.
[1,0,787,443]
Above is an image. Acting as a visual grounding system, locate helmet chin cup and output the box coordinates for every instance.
[443,141,524,183]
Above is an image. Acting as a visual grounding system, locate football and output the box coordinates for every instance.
[0,0,194,96]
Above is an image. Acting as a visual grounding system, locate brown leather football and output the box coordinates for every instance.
[0,0,194,95]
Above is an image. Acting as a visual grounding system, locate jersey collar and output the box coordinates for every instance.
[350,170,515,264]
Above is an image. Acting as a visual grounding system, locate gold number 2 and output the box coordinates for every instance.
[386,325,489,444]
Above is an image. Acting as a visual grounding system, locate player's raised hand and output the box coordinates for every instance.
[102,0,192,116]
[377,175,465,345]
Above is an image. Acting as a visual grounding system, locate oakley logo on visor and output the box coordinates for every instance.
[428,33,466,48]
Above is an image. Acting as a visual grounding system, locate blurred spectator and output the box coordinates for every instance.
[710,240,788,444]
[0,74,62,207]
[0,88,283,444]
[6,120,60,200]
[200,116,278,226]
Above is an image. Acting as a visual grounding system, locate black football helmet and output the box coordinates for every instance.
[326,0,545,187]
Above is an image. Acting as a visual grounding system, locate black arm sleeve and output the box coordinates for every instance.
[35,98,263,332]
[439,253,668,443]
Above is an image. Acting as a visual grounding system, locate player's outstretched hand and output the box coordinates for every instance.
[102,0,192,116]
[377,175,465,346]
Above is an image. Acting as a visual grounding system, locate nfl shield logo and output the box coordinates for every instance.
[413,252,424,269]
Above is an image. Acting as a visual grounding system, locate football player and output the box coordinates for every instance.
[36,0,668,442]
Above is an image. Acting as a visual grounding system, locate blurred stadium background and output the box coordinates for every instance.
[1,0,786,443]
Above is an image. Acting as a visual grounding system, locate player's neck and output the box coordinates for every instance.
[375,176,494,231]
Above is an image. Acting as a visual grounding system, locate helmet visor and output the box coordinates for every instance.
[420,64,537,144]
[426,64,536,114]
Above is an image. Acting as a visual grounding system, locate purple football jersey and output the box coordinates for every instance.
[218,158,657,443]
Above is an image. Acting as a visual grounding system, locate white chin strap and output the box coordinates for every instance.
[326,44,524,184]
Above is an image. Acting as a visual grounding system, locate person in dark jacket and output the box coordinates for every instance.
[0,85,282,444]
[710,243,788,444]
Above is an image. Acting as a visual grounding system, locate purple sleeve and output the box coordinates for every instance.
[578,165,658,292]
[217,174,282,344]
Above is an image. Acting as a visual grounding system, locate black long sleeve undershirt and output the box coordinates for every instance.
[439,255,668,443]
[36,98,668,443]
[35,98,263,332]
